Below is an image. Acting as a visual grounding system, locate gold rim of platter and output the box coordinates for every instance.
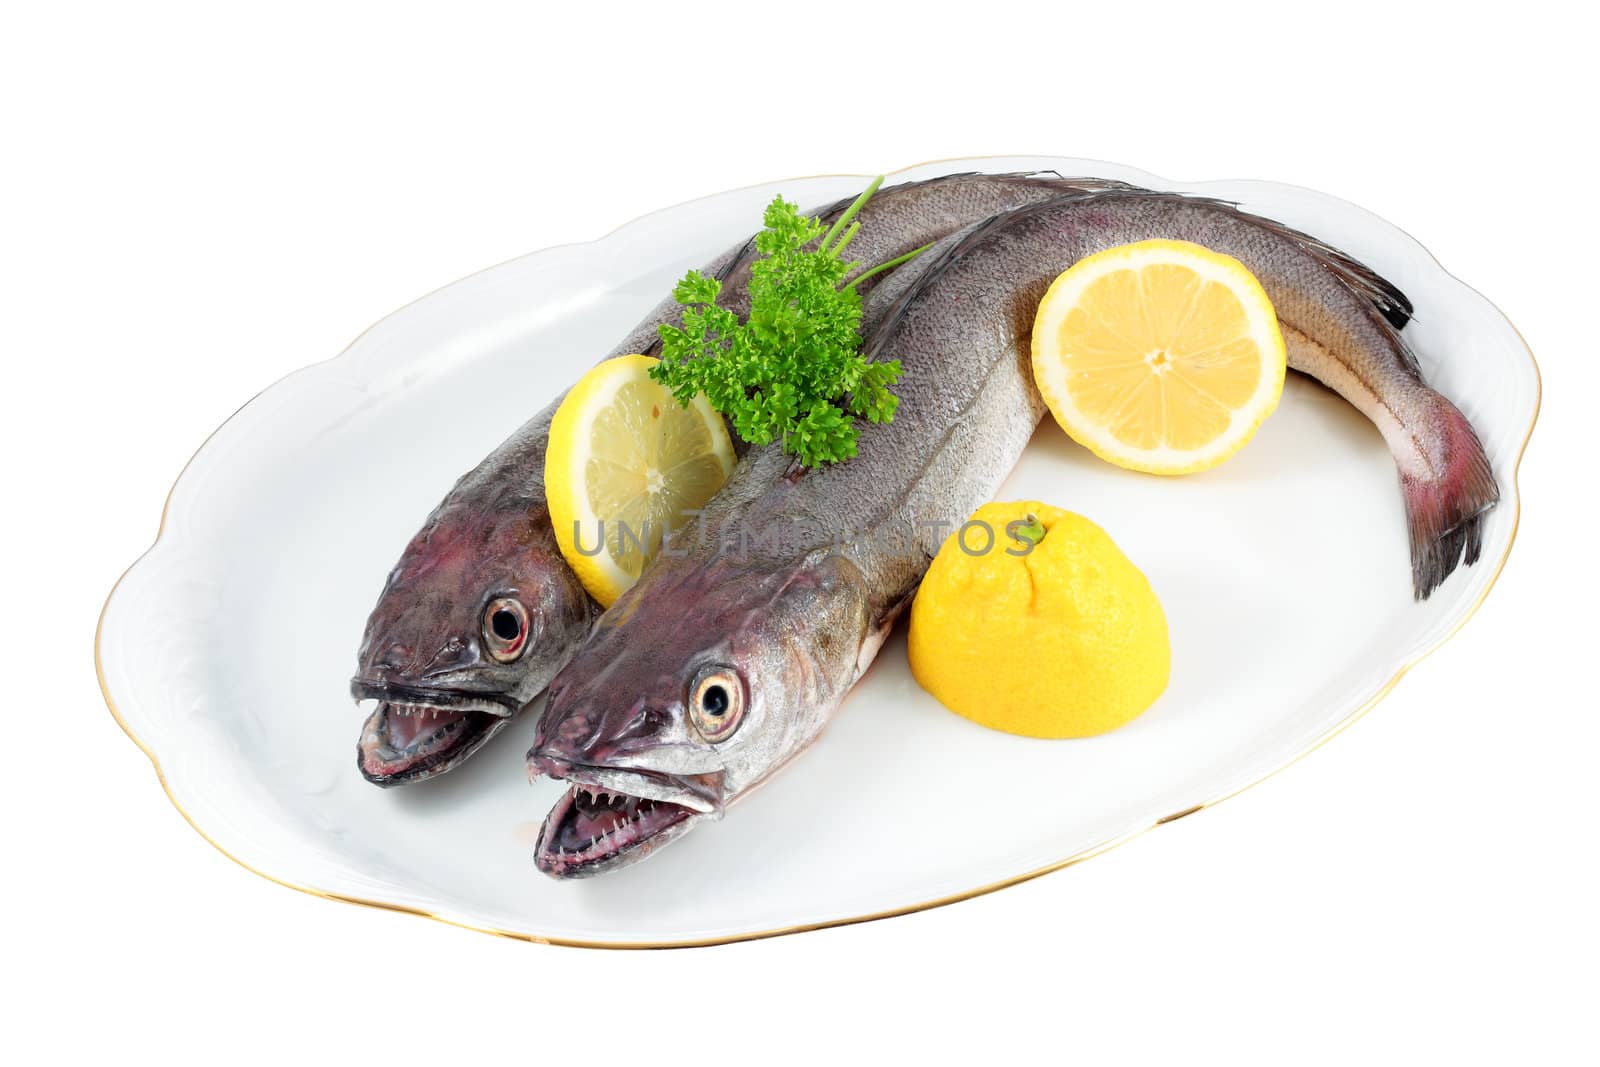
[94,156,1543,950]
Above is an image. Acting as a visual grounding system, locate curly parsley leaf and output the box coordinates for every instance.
[651,176,921,468]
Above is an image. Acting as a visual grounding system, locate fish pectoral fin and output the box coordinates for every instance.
[855,586,917,680]
[871,585,917,635]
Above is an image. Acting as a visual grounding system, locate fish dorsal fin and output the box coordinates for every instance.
[1218,203,1416,333]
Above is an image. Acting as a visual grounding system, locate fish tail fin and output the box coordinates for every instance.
[1401,395,1500,599]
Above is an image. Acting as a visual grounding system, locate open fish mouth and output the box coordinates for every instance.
[534,785,700,878]
[530,764,722,878]
[356,702,510,785]
[352,680,518,786]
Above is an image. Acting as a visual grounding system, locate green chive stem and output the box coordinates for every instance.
[830,220,862,258]
[819,175,884,253]
[846,241,934,289]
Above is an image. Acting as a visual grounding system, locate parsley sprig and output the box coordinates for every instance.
[651,176,924,467]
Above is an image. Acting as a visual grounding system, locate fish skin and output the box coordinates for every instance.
[528,188,1497,877]
[350,172,1138,785]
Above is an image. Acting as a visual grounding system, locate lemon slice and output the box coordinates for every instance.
[1031,239,1287,475]
[546,354,735,606]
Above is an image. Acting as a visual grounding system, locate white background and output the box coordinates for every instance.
[4,2,1593,1063]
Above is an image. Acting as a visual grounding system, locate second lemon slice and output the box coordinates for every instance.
[1031,239,1287,475]
[546,354,735,606]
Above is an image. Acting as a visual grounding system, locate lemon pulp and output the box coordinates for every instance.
[546,355,734,606]
[1031,239,1286,475]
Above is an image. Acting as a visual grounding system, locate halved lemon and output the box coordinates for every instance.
[546,354,735,606]
[1031,239,1287,475]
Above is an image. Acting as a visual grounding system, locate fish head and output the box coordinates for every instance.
[527,551,873,878]
[352,495,595,785]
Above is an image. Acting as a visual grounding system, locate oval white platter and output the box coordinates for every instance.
[98,156,1538,947]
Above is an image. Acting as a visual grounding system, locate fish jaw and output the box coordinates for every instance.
[357,702,511,785]
[531,768,722,879]
[350,679,523,785]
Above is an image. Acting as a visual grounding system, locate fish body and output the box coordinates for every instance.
[528,189,1496,877]
[351,172,1133,784]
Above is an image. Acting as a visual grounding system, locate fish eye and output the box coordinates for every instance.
[482,597,530,663]
[688,668,745,743]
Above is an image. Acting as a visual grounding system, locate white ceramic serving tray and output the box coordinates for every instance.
[98,156,1538,947]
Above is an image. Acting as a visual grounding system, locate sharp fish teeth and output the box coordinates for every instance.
[391,703,455,719]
